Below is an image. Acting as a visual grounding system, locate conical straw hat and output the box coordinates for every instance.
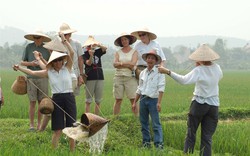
[43,36,67,52]
[114,32,137,47]
[131,27,157,40]
[46,51,68,68]
[189,44,220,61]
[11,76,27,95]
[39,97,54,114]
[24,29,51,42]
[81,113,110,137]
[82,35,99,47]
[59,23,77,34]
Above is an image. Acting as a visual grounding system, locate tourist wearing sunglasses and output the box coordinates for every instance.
[20,30,51,131]
[131,28,166,79]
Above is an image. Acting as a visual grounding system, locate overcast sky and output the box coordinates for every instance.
[0,0,250,40]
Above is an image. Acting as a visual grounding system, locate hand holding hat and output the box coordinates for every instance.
[59,32,66,42]
[33,51,42,60]
[82,35,99,48]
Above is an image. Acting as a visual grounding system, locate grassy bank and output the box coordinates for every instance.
[0,70,249,155]
[1,70,250,118]
[0,115,249,156]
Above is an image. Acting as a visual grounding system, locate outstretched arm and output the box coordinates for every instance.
[158,66,171,75]
[13,64,48,78]
[20,60,39,67]
[158,66,198,85]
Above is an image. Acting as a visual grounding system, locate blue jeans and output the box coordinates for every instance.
[139,95,163,147]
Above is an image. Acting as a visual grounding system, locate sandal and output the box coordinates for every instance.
[28,127,36,132]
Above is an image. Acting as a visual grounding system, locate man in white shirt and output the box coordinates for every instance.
[132,49,165,149]
[59,23,84,95]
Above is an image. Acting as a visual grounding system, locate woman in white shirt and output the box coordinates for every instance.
[13,33,76,151]
[158,44,223,156]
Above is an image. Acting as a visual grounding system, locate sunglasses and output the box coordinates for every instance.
[64,33,71,36]
[33,36,42,39]
[138,33,146,37]
[52,58,63,63]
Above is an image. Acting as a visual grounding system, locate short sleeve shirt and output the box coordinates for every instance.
[134,40,166,66]
[70,39,84,77]
[48,64,73,94]
[22,42,50,78]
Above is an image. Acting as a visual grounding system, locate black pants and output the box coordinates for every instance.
[184,100,218,156]
[51,93,76,130]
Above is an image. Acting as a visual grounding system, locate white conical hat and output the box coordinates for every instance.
[43,36,67,52]
[189,44,220,61]
[131,27,157,40]
[59,23,77,34]
[82,35,99,47]
[114,32,137,47]
[24,29,51,42]
[46,51,68,68]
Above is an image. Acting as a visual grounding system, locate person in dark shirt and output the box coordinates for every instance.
[82,36,107,115]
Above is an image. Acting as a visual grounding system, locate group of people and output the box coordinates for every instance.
[11,23,223,156]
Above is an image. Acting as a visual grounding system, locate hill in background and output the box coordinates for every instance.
[0,26,248,49]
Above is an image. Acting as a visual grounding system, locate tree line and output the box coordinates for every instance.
[0,38,250,70]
